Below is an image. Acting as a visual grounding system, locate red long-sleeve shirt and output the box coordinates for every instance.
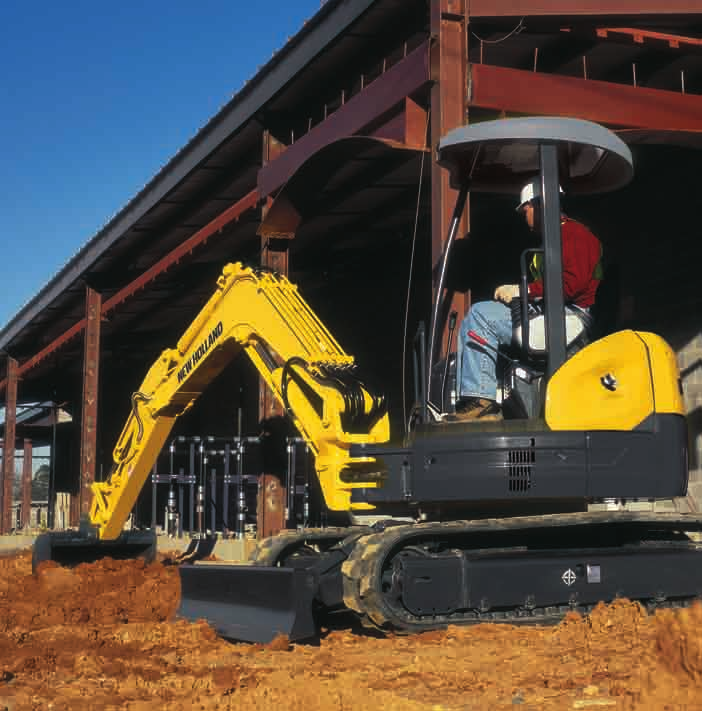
[527,217,602,309]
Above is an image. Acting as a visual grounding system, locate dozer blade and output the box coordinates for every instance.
[32,529,157,573]
[178,563,318,643]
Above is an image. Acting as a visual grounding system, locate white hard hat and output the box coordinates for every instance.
[516,178,563,211]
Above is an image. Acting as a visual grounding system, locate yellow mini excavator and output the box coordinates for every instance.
[35,117,702,643]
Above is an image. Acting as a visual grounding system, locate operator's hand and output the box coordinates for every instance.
[494,284,519,304]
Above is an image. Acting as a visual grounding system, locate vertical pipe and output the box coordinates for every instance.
[237,440,245,540]
[286,438,296,529]
[151,465,157,530]
[303,445,310,530]
[197,440,204,535]
[178,477,184,539]
[210,465,216,533]
[167,484,177,536]
[1,357,18,534]
[223,443,230,536]
[539,144,567,378]
[189,442,195,535]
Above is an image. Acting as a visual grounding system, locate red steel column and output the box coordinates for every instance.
[257,130,290,539]
[74,285,102,525]
[430,0,469,356]
[259,131,289,423]
[1,357,18,533]
[21,438,32,529]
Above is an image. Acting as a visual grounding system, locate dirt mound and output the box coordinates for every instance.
[0,552,180,633]
[0,551,701,709]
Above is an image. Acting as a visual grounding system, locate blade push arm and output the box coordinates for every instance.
[90,262,389,539]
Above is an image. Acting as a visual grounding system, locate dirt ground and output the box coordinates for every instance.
[0,551,701,710]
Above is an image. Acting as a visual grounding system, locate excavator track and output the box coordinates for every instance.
[250,526,370,566]
[341,511,702,633]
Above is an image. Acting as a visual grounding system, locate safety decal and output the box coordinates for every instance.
[561,568,577,586]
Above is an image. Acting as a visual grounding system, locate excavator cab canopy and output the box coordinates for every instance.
[436,116,633,196]
[427,118,634,408]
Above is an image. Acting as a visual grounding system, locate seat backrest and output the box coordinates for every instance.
[510,301,593,359]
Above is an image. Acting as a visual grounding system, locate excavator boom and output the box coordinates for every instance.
[89,262,388,539]
[34,262,389,567]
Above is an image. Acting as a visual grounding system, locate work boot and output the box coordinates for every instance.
[447,397,503,422]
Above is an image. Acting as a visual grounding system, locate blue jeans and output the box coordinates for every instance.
[457,300,513,401]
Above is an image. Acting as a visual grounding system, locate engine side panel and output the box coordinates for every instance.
[351,413,688,507]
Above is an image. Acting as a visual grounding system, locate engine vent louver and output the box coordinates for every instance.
[508,439,535,492]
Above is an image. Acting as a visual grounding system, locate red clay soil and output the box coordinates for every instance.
[0,550,701,710]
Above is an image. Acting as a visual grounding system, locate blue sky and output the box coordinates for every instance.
[0,0,323,329]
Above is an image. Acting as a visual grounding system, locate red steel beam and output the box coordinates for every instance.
[467,1,702,16]
[102,188,259,315]
[5,320,87,388]
[257,40,431,199]
[469,64,702,130]
[77,286,102,524]
[1,357,17,534]
[21,438,31,530]
[0,189,260,394]
[371,97,429,149]
[597,27,702,49]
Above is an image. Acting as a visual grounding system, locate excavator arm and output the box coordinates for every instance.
[89,262,390,540]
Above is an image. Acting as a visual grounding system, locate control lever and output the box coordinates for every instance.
[467,330,518,365]
[440,312,459,410]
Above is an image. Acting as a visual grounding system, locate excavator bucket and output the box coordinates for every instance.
[177,563,318,643]
[32,529,157,573]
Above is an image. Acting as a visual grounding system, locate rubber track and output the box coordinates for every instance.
[250,526,370,566]
[341,511,702,633]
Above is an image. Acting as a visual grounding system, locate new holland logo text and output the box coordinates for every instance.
[177,321,224,383]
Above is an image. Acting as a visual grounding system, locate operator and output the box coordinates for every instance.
[452,177,603,422]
